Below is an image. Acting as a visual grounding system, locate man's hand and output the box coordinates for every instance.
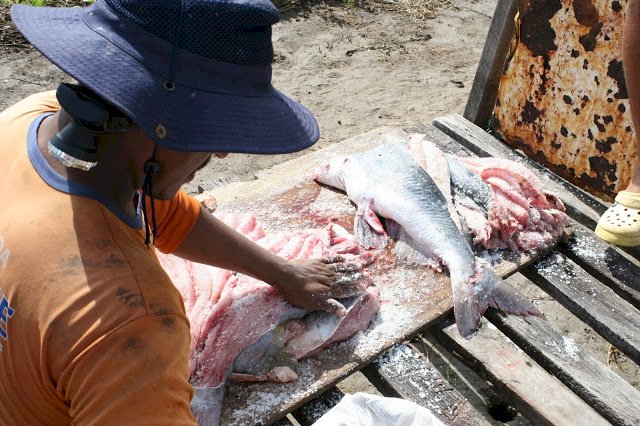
[273,256,370,316]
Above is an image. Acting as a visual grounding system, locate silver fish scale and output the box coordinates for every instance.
[445,154,492,210]
[351,144,475,271]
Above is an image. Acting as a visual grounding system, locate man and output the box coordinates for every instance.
[595,0,640,247]
[0,0,358,423]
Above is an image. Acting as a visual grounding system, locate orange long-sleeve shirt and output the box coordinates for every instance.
[0,92,200,424]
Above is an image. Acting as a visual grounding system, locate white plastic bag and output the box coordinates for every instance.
[313,392,445,426]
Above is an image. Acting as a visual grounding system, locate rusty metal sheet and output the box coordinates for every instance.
[492,0,636,201]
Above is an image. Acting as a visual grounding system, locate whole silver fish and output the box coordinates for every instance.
[314,143,543,337]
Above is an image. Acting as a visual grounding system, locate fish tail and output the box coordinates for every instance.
[453,266,544,338]
[475,266,544,320]
[453,287,482,338]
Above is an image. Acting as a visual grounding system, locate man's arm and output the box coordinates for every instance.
[172,208,356,314]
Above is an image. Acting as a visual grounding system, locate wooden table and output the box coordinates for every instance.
[196,124,556,425]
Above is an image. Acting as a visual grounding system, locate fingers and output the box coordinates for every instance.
[330,262,360,273]
[335,271,365,284]
[320,271,372,299]
[319,255,344,264]
[315,298,347,317]
[327,285,364,299]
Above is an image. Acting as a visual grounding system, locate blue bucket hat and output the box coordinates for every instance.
[10,0,320,154]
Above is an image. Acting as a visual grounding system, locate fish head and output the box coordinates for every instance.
[313,156,349,191]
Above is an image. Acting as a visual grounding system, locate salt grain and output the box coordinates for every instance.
[562,336,580,361]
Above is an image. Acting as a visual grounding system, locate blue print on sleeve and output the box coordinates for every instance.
[0,295,15,342]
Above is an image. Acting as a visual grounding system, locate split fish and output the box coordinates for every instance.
[314,143,543,337]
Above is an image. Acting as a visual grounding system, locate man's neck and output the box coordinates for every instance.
[36,113,140,219]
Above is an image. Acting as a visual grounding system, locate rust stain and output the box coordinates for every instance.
[579,22,603,51]
[574,0,600,26]
[607,59,628,98]
[519,0,563,57]
[493,0,636,201]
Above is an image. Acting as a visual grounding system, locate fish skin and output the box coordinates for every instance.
[445,154,493,211]
[315,143,543,337]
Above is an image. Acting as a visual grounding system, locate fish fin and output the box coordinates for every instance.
[455,266,544,338]
[392,228,438,266]
[354,204,388,249]
[191,382,226,425]
[476,267,545,318]
[383,218,402,240]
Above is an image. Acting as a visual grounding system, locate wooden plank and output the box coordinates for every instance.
[195,126,552,425]
[523,253,640,364]
[434,320,610,426]
[560,220,640,310]
[463,0,517,127]
[433,113,640,260]
[361,344,492,426]
[290,387,344,426]
[485,303,640,425]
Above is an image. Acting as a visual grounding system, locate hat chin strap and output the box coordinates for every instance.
[142,145,161,248]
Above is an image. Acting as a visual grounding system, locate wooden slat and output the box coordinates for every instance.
[361,344,492,426]
[434,320,610,426]
[485,303,640,425]
[404,123,475,157]
[560,220,640,309]
[290,387,344,426]
[523,253,640,364]
[433,113,640,260]
[463,0,517,126]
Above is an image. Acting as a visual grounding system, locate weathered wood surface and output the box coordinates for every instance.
[522,252,640,365]
[361,344,492,426]
[560,220,640,310]
[289,386,343,425]
[435,320,610,426]
[192,126,553,425]
[463,0,517,126]
[486,304,640,425]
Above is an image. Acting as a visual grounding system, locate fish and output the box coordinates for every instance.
[406,134,493,246]
[314,143,543,337]
[445,154,493,211]
[452,155,569,252]
[406,135,569,252]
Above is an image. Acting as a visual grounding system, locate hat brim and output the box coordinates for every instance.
[10,4,320,154]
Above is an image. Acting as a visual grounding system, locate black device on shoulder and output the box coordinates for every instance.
[48,83,131,171]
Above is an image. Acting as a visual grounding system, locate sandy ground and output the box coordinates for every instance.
[186,0,493,193]
[1,0,638,423]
